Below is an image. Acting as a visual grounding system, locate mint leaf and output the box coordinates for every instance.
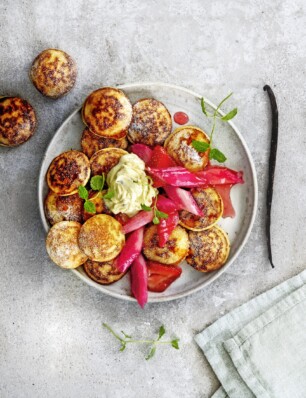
[200,97,208,116]
[104,190,115,199]
[158,326,166,341]
[209,148,227,163]
[84,200,96,214]
[145,346,156,360]
[155,210,168,219]
[153,216,160,225]
[192,140,210,153]
[221,108,237,121]
[141,204,152,211]
[90,174,105,191]
[78,185,88,200]
[171,339,180,350]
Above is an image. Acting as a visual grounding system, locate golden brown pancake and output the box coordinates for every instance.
[83,259,125,285]
[44,190,83,225]
[143,225,189,265]
[82,87,132,139]
[30,49,77,98]
[128,98,172,146]
[0,97,36,147]
[81,127,128,159]
[186,226,230,272]
[90,148,127,176]
[164,126,210,171]
[78,214,125,262]
[46,221,88,269]
[179,187,223,231]
[47,150,90,196]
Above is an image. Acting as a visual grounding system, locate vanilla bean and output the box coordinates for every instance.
[263,85,279,268]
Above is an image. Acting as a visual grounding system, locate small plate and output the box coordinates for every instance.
[38,82,258,303]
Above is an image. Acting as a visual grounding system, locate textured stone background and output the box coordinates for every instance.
[0,0,306,397]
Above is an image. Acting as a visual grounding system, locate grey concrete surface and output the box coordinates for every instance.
[0,0,306,397]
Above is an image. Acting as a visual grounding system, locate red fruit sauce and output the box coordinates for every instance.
[173,111,189,125]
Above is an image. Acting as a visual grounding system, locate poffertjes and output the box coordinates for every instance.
[46,221,87,269]
[47,150,90,196]
[83,259,126,285]
[82,87,132,139]
[0,96,36,147]
[164,126,210,171]
[186,226,230,272]
[30,49,77,98]
[143,225,189,265]
[128,98,172,146]
[81,127,128,159]
[78,214,125,262]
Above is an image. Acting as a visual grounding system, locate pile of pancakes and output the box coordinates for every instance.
[45,86,230,285]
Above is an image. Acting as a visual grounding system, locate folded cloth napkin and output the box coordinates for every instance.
[195,270,306,398]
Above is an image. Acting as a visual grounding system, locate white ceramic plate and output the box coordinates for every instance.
[38,82,258,303]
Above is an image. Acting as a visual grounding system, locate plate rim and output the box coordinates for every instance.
[38,81,258,303]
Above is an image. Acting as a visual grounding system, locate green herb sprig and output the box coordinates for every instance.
[103,323,179,360]
[192,93,238,163]
[78,173,114,214]
[141,202,168,225]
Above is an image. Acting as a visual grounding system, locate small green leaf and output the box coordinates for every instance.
[146,345,156,360]
[153,216,160,224]
[104,190,115,199]
[90,174,105,191]
[209,148,227,163]
[141,204,152,211]
[155,210,168,219]
[84,200,96,214]
[192,140,210,153]
[121,331,132,339]
[171,339,180,350]
[158,326,166,340]
[78,185,88,200]
[221,108,238,121]
[200,97,208,116]
[119,342,126,352]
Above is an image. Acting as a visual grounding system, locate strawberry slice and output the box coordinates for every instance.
[147,146,177,187]
[147,262,182,292]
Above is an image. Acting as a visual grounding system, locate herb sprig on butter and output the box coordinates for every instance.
[192,93,238,163]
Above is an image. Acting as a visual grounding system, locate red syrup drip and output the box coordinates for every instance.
[173,111,189,125]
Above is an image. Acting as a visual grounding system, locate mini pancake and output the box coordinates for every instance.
[90,148,127,176]
[78,214,125,262]
[81,127,128,159]
[83,258,125,285]
[30,49,77,98]
[179,187,223,231]
[186,226,230,272]
[164,125,210,171]
[83,190,111,221]
[128,98,172,146]
[44,190,83,225]
[0,96,36,147]
[143,225,189,265]
[82,87,132,139]
[46,221,88,269]
[47,150,90,196]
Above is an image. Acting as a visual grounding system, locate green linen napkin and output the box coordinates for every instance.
[195,270,306,398]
